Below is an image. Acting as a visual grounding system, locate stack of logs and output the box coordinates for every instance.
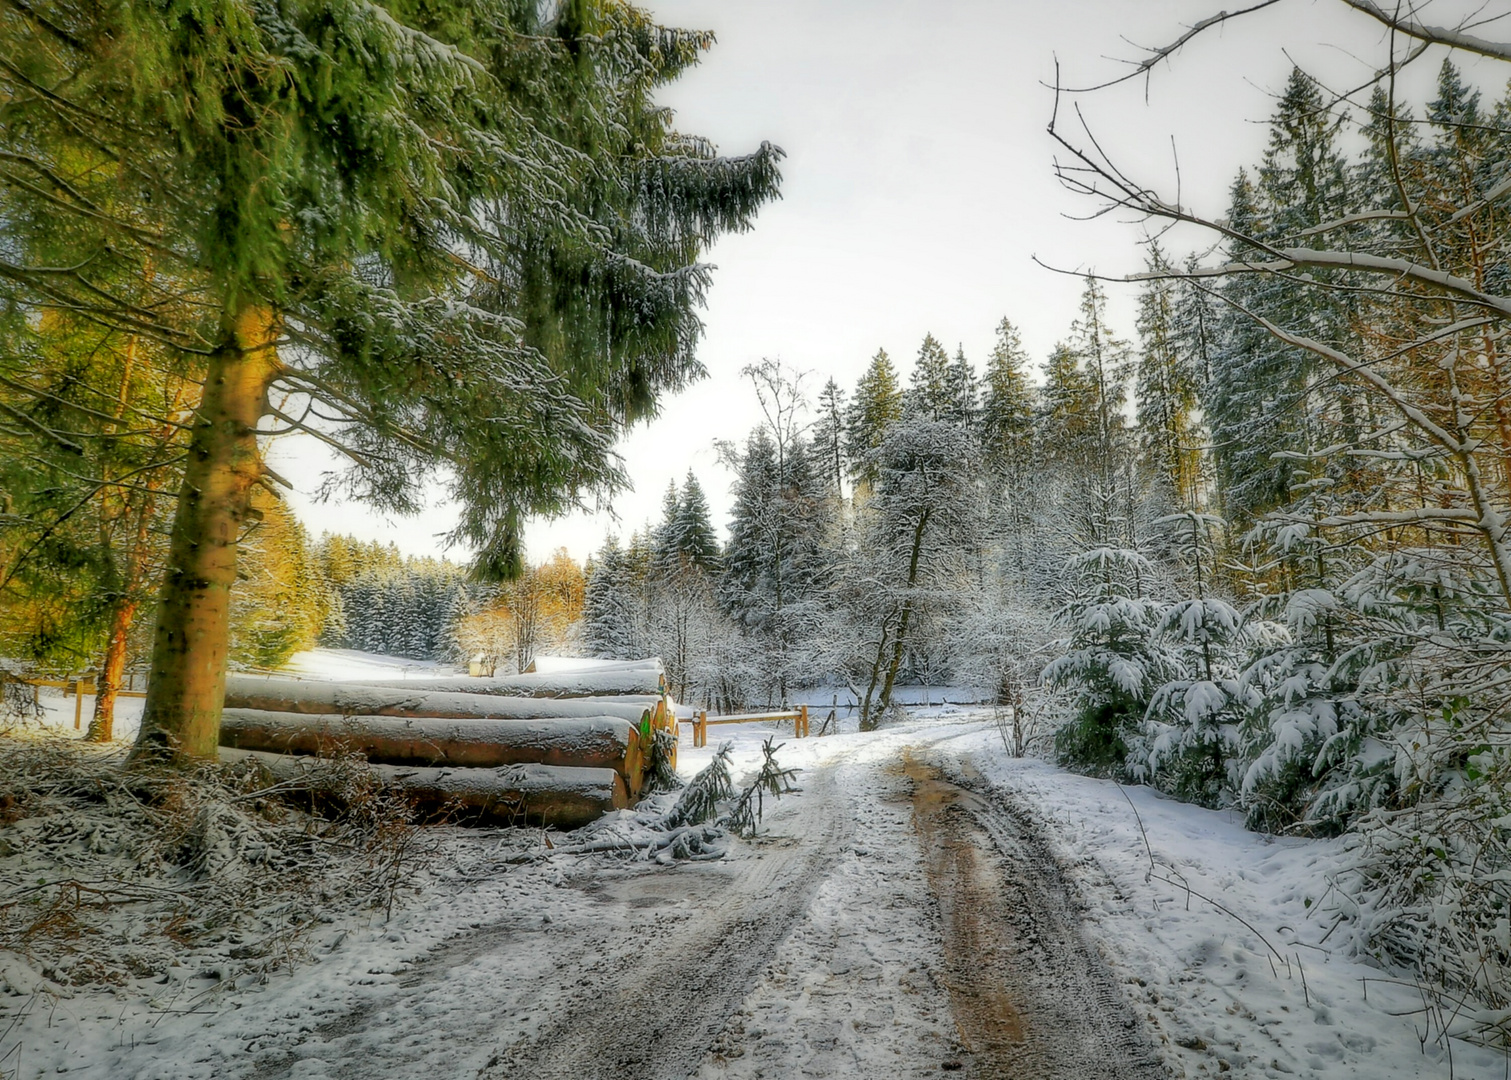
[217,659,671,829]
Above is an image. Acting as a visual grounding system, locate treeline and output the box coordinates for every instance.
[1,493,587,701]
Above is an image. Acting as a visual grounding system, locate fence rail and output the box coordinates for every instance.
[686,706,809,748]
[21,677,147,730]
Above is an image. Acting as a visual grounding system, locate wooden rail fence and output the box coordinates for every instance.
[22,677,147,730]
[687,705,809,748]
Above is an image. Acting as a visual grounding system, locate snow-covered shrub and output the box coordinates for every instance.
[1133,596,1249,807]
[1330,741,1511,1050]
[0,662,42,732]
[951,591,1056,756]
[1044,549,1176,776]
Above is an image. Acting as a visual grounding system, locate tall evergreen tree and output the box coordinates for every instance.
[945,346,979,426]
[811,378,850,501]
[981,318,1037,482]
[673,474,722,575]
[907,334,954,420]
[0,0,783,761]
[845,350,905,487]
[1135,247,1203,510]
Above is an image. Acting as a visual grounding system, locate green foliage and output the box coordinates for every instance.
[721,737,799,838]
[664,744,733,829]
[844,350,904,485]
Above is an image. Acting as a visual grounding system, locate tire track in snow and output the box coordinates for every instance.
[481,765,850,1080]
[905,750,1166,1079]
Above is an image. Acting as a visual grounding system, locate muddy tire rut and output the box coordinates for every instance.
[904,750,1164,1079]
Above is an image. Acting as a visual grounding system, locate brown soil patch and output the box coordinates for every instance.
[903,749,1165,1079]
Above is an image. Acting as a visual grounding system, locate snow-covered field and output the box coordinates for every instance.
[6,675,1506,1077]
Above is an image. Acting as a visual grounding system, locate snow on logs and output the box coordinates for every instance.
[362,665,665,700]
[220,748,627,830]
[223,674,654,726]
[218,673,662,827]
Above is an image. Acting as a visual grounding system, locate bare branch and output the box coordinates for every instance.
[1054,0,1287,94]
[1339,0,1511,62]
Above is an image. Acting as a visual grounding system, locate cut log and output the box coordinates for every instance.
[219,710,641,776]
[224,675,652,726]
[220,748,627,829]
[364,667,664,699]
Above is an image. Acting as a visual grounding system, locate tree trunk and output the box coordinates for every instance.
[87,490,158,743]
[858,617,891,732]
[84,595,137,742]
[877,508,931,718]
[132,305,278,763]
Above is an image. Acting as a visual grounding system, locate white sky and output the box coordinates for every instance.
[268,0,1507,564]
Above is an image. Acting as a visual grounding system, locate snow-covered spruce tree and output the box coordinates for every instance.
[644,474,725,701]
[906,335,955,422]
[1044,549,1179,776]
[1129,514,1250,807]
[0,0,782,763]
[980,318,1038,492]
[1052,8,1511,1038]
[945,346,979,427]
[1135,247,1205,513]
[719,431,832,706]
[582,538,643,661]
[811,378,851,507]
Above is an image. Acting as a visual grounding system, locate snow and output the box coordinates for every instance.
[680,712,1508,1078]
[3,704,1504,1077]
[281,648,454,682]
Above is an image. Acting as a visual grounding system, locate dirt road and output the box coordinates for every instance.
[246,735,1163,1080]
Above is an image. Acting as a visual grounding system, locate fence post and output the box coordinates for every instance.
[73,678,83,729]
[798,704,808,738]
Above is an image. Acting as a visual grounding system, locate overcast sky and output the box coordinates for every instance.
[268,0,1505,563]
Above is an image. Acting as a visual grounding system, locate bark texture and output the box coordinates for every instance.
[134,305,278,762]
[218,709,641,777]
[220,748,628,828]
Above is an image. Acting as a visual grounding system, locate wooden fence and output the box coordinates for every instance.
[23,677,147,730]
[687,705,809,748]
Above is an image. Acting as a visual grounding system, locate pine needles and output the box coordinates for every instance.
[640,728,682,797]
[663,745,733,829]
[721,738,800,839]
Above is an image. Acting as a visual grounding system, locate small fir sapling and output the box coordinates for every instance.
[641,729,682,796]
[663,745,734,829]
[721,738,800,838]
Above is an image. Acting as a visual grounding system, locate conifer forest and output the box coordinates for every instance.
[5,0,1511,1075]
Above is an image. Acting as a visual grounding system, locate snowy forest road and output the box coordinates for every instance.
[248,730,1165,1080]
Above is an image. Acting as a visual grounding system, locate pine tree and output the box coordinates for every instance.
[945,346,978,427]
[673,474,722,574]
[0,0,784,761]
[811,378,849,501]
[845,350,905,487]
[1135,247,1202,510]
[1205,70,1354,526]
[907,334,954,420]
[980,318,1037,482]
[583,539,639,660]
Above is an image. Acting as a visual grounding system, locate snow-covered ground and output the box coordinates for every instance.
[677,715,1507,1079]
[5,687,1505,1077]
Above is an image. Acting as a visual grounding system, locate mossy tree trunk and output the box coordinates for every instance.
[132,305,278,763]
